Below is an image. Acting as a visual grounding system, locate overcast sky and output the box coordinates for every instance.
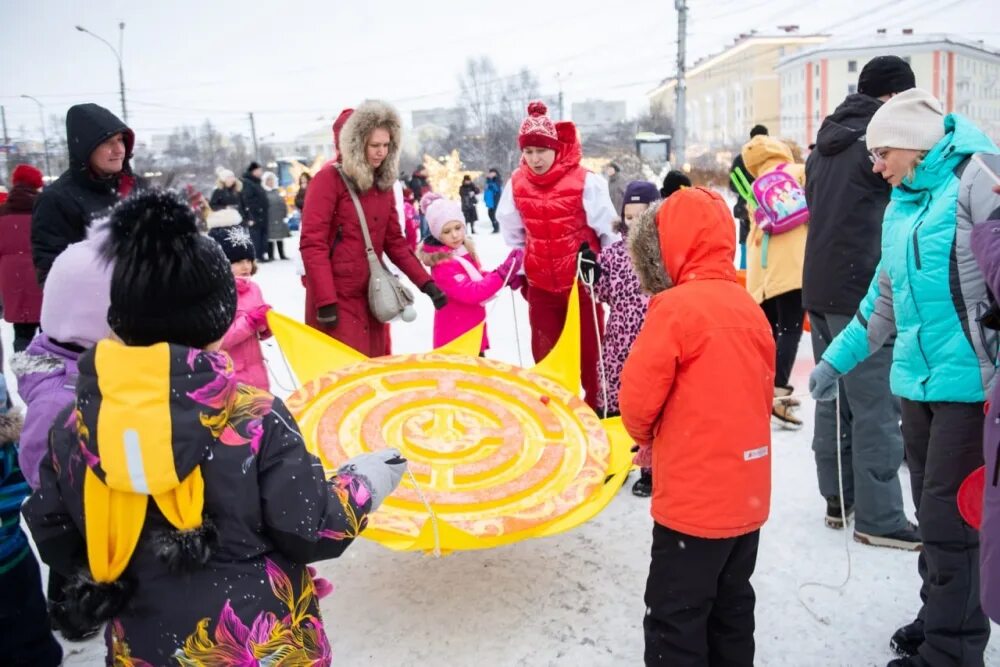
[1,0,996,145]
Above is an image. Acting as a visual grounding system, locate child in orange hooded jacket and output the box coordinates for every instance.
[620,187,775,666]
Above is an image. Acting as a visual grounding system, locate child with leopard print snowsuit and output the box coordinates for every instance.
[593,180,662,496]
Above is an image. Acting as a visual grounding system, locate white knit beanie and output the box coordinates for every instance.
[866,88,945,151]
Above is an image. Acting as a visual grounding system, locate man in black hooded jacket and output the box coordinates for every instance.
[31,103,143,285]
[803,56,920,553]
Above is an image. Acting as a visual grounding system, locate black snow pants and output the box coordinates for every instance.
[759,289,803,389]
[644,522,759,667]
[900,399,989,667]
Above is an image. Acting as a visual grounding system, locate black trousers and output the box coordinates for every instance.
[900,399,989,667]
[268,240,287,259]
[0,548,62,666]
[251,222,269,260]
[759,289,803,388]
[12,322,39,352]
[644,523,759,667]
[488,206,499,232]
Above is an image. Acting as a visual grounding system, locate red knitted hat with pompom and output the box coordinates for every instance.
[518,101,559,151]
[12,163,44,190]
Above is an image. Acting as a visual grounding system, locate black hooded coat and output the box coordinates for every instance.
[802,94,891,315]
[30,104,142,285]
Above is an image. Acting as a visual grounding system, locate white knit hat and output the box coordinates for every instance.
[866,88,945,151]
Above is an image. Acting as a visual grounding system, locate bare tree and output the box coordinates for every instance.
[448,56,541,176]
[458,56,498,134]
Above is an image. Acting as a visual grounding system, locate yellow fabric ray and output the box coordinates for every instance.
[530,281,582,392]
[434,323,485,357]
[267,310,367,385]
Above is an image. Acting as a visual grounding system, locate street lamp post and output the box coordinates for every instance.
[20,94,51,178]
[75,23,127,124]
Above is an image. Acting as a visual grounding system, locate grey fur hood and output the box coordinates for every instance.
[627,201,672,295]
[339,99,402,193]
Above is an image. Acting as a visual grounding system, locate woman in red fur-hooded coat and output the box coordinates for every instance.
[300,100,446,357]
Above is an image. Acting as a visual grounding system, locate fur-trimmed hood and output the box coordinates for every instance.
[629,187,738,296]
[0,408,23,444]
[628,201,671,295]
[338,100,402,193]
[417,240,479,268]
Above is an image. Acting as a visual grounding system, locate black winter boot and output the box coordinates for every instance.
[632,469,652,497]
[890,618,924,658]
[824,496,854,529]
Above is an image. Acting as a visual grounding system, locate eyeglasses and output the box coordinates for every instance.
[868,148,888,165]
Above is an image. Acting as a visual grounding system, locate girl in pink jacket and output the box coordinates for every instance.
[418,198,523,353]
[208,218,272,390]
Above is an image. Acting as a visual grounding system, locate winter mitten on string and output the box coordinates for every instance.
[808,360,841,401]
[508,274,526,291]
[577,242,601,284]
[336,448,408,511]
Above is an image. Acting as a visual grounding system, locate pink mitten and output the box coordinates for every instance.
[249,305,272,331]
[496,248,525,279]
[632,442,652,469]
[508,274,526,291]
[308,566,334,600]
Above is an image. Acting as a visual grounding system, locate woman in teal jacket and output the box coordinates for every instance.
[810,89,1000,667]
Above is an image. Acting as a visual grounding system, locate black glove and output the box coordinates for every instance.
[421,282,448,310]
[316,303,338,329]
[577,242,602,285]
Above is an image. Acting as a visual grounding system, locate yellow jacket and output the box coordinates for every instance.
[741,136,807,303]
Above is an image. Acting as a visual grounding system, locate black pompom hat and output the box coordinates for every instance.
[103,189,237,349]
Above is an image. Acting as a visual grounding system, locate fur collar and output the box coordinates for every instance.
[339,100,402,193]
[627,201,672,295]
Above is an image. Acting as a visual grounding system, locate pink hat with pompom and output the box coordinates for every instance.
[419,191,443,215]
[425,198,465,240]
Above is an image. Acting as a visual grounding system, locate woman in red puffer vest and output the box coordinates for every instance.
[496,102,618,411]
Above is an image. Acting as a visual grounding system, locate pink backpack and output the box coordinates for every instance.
[751,164,809,234]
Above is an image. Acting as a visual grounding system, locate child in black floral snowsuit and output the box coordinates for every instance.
[24,190,406,665]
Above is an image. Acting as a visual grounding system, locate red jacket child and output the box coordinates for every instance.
[620,187,775,538]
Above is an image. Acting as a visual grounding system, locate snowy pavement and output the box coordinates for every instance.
[4,226,998,666]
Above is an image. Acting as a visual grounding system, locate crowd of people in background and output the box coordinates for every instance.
[1,51,999,667]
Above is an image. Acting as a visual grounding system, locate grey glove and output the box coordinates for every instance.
[808,360,841,401]
[337,448,407,511]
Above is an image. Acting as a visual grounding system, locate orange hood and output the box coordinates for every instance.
[656,187,737,286]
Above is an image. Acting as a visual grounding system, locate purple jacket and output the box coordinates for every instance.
[11,334,80,489]
[971,220,1000,623]
[592,239,650,415]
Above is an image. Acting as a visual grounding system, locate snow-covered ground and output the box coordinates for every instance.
[4,219,998,666]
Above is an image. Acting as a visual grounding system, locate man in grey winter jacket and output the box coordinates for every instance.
[802,56,919,549]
